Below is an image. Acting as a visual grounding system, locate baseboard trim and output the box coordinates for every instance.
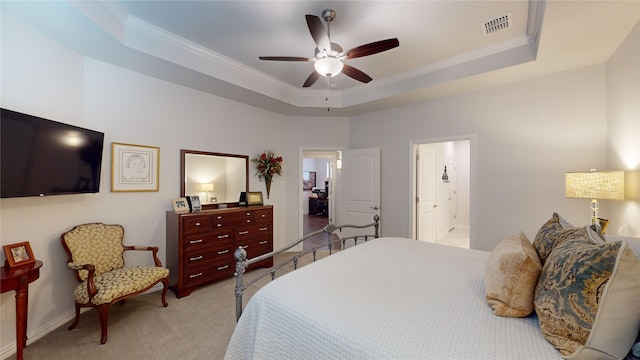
[1,308,76,360]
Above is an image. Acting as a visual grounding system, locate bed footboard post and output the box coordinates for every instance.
[234,246,248,321]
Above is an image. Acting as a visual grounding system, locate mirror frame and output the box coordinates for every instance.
[180,149,249,210]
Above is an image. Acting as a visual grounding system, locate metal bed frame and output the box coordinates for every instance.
[233,215,380,321]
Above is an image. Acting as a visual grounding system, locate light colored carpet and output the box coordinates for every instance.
[13,251,330,360]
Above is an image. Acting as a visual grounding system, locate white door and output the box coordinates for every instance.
[342,147,381,244]
[417,145,437,242]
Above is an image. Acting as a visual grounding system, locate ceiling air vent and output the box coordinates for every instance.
[481,12,512,36]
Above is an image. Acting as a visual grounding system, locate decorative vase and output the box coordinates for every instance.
[264,175,272,199]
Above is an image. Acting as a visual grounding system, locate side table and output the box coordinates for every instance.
[1,260,43,360]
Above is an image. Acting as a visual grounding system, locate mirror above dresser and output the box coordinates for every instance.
[180,149,249,209]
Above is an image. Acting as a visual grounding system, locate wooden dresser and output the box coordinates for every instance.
[166,205,273,298]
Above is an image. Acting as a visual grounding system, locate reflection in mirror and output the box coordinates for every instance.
[181,150,248,207]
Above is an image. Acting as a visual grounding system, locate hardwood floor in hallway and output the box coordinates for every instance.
[303,214,340,251]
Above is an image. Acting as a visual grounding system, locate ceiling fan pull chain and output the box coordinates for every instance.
[326,77,330,111]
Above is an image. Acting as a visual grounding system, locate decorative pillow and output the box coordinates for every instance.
[485,231,542,317]
[533,213,603,265]
[534,239,640,359]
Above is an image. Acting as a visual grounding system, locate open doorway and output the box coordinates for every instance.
[302,150,338,250]
[412,138,472,249]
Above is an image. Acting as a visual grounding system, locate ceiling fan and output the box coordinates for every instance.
[259,9,400,88]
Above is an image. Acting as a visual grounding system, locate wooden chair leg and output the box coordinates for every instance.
[68,303,81,330]
[97,304,110,344]
[160,278,169,307]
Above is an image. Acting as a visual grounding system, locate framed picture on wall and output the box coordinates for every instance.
[111,142,160,192]
[303,171,316,191]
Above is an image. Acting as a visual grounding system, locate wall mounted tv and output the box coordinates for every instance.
[1,108,105,198]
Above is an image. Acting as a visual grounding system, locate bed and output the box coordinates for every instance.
[225,214,640,360]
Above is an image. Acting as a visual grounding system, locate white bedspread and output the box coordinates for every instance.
[225,237,561,359]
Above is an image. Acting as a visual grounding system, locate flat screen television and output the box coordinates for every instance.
[1,108,105,198]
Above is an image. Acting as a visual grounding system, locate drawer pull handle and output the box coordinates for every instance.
[218,265,229,271]
[261,214,266,218]
[246,220,251,223]
[218,234,229,239]
[217,249,229,255]
[190,272,203,278]
[216,224,222,227]
[238,231,249,235]
[190,255,203,261]
[190,239,203,244]
[259,227,268,231]
[195,222,201,226]
[259,241,268,245]
[246,212,250,216]
[217,216,222,219]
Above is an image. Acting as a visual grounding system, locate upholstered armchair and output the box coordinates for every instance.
[61,223,170,344]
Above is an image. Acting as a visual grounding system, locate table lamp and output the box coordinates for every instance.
[565,170,624,228]
[199,183,214,202]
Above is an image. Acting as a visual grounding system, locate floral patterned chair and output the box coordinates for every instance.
[61,223,170,344]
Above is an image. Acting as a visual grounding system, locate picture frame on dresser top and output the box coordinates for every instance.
[186,195,202,212]
[3,241,35,268]
[247,191,263,206]
[172,198,190,214]
[112,142,160,192]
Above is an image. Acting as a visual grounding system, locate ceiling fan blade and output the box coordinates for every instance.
[259,56,313,61]
[306,15,331,53]
[302,71,321,87]
[344,38,399,59]
[342,64,372,83]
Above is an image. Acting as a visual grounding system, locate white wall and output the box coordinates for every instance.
[607,21,640,237]
[0,11,350,357]
[349,64,609,251]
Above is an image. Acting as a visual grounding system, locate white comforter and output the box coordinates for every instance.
[225,237,561,359]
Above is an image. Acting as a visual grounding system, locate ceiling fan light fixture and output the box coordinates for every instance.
[314,57,343,77]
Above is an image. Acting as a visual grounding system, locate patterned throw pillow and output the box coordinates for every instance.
[534,239,640,359]
[485,232,542,317]
[533,213,602,265]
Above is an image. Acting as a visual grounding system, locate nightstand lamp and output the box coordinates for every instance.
[565,170,624,229]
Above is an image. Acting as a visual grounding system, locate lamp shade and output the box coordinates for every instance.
[199,183,214,192]
[565,171,624,200]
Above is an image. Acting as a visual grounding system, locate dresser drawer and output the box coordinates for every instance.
[184,244,233,271]
[183,230,233,251]
[253,209,272,223]
[183,215,211,234]
[235,223,272,241]
[183,260,234,287]
[235,236,272,257]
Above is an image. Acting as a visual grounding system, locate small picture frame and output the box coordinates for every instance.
[172,197,189,214]
[246,191,264,206]
[3,241,35,268]
[598,218,610,234]
[187,195,202,212]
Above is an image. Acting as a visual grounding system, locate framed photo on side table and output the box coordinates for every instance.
[112,142,160,192]
[3,241,35,268]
